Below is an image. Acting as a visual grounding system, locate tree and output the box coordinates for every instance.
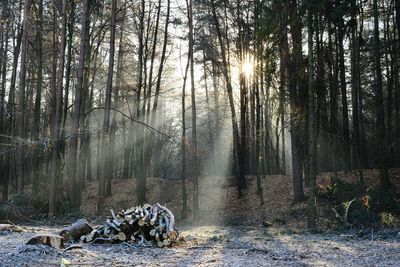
[97,0,117,214]
[67,0,90,208]
[188,0,199,220]
[372,0,391,189]
[16,0,32,192]
[288,0,305,202]
[49,0,68,216]
[307,4,317,230]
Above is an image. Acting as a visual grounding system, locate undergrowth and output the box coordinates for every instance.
[318,176,400,228]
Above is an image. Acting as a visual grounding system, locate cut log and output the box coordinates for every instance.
[143,209,149,221]
[85,229,99,243]
[149,229,156,236]
[110,209,118,221]
[59,219,93,241]
[117,232,127,241]
[150,206,158,225]
[0,223,24,233]
[138,219,145,227]
[27,234,64,250]
[124,215,132,222]
[156,203,177,240]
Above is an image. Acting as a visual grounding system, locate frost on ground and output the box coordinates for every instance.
[0,225,399,266]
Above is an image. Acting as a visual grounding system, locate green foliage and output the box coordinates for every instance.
[379,212,399,226]
[318,176,365,202]
[318,178,400,227]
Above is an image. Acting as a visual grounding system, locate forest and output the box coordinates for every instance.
[0,0,399,266]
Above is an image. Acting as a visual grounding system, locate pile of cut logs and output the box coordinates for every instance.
[80,203,178,247]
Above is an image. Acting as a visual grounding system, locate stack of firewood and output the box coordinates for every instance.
[80,203,178,247]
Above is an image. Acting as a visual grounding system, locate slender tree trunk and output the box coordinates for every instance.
[98,0,117,214]
[350,4,364,185]
[307,8,317,230]
[109,1,127,184]
[16,0,32,192]
[61,0,75,154]
[135,0,146,205]
[32,0,43,197]
[145,0,161,118]
[338,23,351,171]
[373,0,391,189]
[181,48,190,219]
[384,3,393,168]
[1,3,10,201]
[151,0,170,122]
[288,0,304,202]
[394,0,400,161]
[49,0,67,216]
[68,0,90,208]
[187,0,199,219]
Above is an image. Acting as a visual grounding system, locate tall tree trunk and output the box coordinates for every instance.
[49,0,67,216]
[98,0,117,214]
[338,22,351,171]
[151,0,170,122]
[61,0,75,154]
[67,0,90,208]
[278,1,288,175]
[373,0,391,188]
[135,0,146,205]
[307,8,317,230]
[32,0,43,197]
[188,0,199,219]
[109,0,127,186]
[350,3,364,185]
[16,0,32,192]
[1,2,10,201]
[181,47,190,219]
[394,0,400,161]
[288,0,304,202]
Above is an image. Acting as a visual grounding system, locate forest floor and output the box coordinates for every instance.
[0,223,399,266]
[0,169,399,266]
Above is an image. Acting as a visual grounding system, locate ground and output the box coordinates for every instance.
[0,224,399,266]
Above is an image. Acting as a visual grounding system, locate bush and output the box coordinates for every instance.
[318,178,400,227]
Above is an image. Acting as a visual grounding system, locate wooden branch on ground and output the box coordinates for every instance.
[59,219,93,241]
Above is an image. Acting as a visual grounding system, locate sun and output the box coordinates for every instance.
[242,61,253,78]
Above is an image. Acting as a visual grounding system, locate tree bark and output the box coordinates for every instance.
[188,0,199,219]
[16,0,32,192]
[373,0,391,189]
[67,0,90,208]
[338,22,351,171]
[98,0,117,214]
[307,8,317,230]
[288,0,304,203]
[49,0,67,216]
